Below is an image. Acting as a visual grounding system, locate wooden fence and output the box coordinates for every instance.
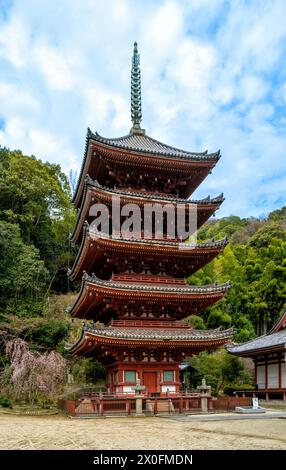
[58,395,251,417]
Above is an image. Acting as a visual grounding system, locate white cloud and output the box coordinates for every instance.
[82,83,129,133]
[0,0,286,217]
[168,38,216,91]
[33,43,74,91]
[0,13,30,68]
[238,76,269,105]
[144,1,183,56]
[0,82,39,112]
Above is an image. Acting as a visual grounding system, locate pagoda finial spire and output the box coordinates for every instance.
[130,42,145,135]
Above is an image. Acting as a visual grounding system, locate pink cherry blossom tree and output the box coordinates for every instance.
[6,338,66,406]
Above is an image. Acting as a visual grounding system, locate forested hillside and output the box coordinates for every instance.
[0,147,285,395]
[188,210,286,341]
[0,147,75,355]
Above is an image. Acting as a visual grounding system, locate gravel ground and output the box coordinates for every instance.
[0,414,285,450]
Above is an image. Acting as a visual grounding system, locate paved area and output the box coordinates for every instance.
[163,410,286,422]
[0,413,286,449]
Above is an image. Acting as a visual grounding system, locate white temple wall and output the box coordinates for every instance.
[257,365,265,389]
[267,363,279,389]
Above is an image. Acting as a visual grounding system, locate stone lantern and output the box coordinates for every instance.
[197,378,211,413]
[132,379,146,416]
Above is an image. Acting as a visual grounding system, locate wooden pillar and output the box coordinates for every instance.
[126,400,131,415]
[254,358,257,386]
[154,398,158,415]
[176,369,180,384]
[265,355,268,390]
[157,370,160,393]
[278,354,282,389]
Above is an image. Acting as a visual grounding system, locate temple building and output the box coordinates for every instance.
[228,309,286,400]
[67,43,233,396]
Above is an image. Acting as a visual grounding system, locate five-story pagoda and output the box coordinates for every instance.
[67,43,233,395]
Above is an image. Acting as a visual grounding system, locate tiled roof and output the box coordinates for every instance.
[84,224,228,249]
[90,129,220,161]
[72,127,220,205]
[83,273,231,294]
[78,323,234,342]
[85,175,224,204]
[227,329,286,355]
[68,223,228,281]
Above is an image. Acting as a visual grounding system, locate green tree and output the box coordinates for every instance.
[188,208,286,339]
[0,147,75,290]
[189,349,252,395]
[0,221,49,316]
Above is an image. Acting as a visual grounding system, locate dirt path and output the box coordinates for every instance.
[0,414,285,450]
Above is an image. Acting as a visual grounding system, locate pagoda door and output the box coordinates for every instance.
[143,372,157,393]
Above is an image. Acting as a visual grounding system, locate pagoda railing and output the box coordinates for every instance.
[113,230,180,242]
[109,319,191,328]
[111,274,186,285]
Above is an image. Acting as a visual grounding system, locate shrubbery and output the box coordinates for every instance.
[223,383,255,396]
[189,349,254,395]
[0,394,12,408]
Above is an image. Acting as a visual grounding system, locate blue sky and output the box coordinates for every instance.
[0,0,286,217]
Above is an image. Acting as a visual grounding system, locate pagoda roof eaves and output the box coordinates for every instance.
[72,128,91,205]
[68,223,228,281]
[82,273,231,294]
[66,324,234,354]
[66,275,231,318]
[72,323,234,343]
[85,175,225,205]
[84,224,229,249]
[71,127,221,206]
[70,175,225,244]
[90,129,221,162]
